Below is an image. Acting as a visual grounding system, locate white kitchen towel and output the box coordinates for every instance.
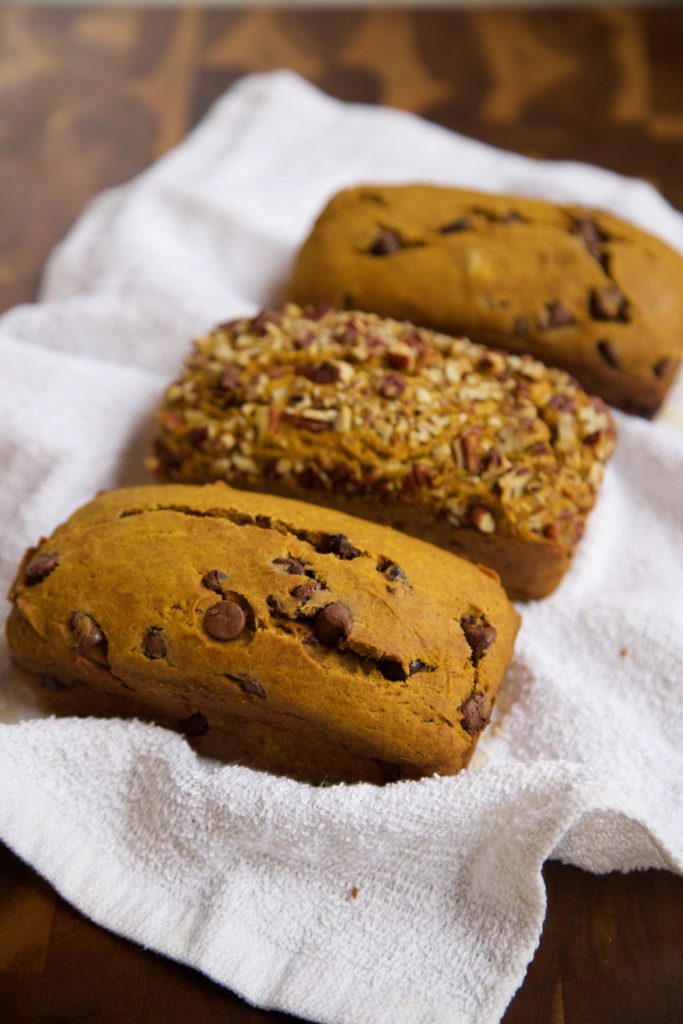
[0,71,682,1024]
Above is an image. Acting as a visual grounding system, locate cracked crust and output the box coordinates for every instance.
[5,482,520,785]
[286,184,683,416]
[148,305,616,599]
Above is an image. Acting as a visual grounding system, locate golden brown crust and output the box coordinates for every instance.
[286,184,683,417]
[5,482,520,785]
[148,305,616,599]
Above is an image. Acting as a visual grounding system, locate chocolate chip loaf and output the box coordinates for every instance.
[148,305,616,600]
[5,482,520,785]
[286,184,683,417]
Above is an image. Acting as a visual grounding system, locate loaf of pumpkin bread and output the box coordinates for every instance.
[286,184,683,417]
[148,305,616,600]
[5,482,520,785]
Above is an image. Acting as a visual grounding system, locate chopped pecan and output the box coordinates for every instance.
[378,371,407,398]
[403,463,436,490]
[469,506,496,534]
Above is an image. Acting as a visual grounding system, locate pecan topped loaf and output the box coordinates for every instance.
[286,184,683,417]
[148,305,617,600]
[5,483,520,785]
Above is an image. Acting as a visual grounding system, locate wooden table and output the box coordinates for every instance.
[1,8,682,1022]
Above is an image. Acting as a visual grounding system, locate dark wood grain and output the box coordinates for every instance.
[1,7,682,1023]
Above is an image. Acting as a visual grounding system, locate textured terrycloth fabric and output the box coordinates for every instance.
[1,72,682,1024]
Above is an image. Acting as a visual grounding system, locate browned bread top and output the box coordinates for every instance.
[286,184,683,417]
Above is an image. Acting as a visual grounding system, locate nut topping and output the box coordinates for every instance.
[150,304,617,553]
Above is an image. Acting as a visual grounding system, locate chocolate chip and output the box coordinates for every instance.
[202,570,227,593]
[596,339,620,369]
[653,356,673,379]
[319,534,360,560]
[179,712,208,736]
[461,426,483,472]
[297,361,340,384]
[186,426,208,449]
[314,603,352,646]
[142,627,167,659]
[461,616,497,664]
[590,285,629,322]
[439,217,472,234]
[41,674,68,692]
[71,612,105,652]
[217,365,242,391]
[409,660,430,675]
[273,556,308,575]
[460,693,490,735]
[291,582,323,602]
[266,594,286,617]
[228,673,266,698]
[584,431,602,446]
[404,463,435,490]
[367,229,402,255]
[286,414,329,433]
[378,372,407,398]
[293,331,315,350]
[204,600,246,641]
[378,658,406,681]
[538,301,575,330]
[513,315,529,338]
[25,554,58,585]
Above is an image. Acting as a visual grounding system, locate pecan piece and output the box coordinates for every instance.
[378,372,407,398]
